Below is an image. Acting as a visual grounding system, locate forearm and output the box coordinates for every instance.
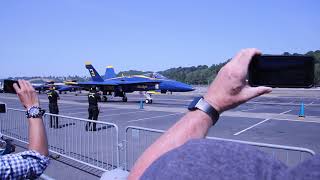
[128,110,214,180]
[128,49,271,179]
[28,118,49,156]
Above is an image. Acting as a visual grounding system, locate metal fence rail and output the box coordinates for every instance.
[0,108,120,172]
[124,126,316,171]
[1,109,317,174]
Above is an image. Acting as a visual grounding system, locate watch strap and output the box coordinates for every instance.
[188,97,220,125]
[26,106,45,118]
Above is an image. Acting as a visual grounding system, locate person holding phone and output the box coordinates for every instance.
[128,49,320,180]
[0,80,49,179]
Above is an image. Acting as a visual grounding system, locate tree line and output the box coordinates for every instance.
[4,50,320,85]
[119,50,320,85]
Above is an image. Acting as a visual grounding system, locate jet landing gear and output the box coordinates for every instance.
[145,99,153,104]
[122,96,128,102]
[144,93,153,104]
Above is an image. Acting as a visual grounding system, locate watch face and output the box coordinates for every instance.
[29,107,40,115]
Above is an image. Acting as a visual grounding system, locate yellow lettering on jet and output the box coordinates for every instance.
[137,85,148,89]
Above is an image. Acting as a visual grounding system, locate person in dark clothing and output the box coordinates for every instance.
[86,87,101,131]
[47,86,60,128]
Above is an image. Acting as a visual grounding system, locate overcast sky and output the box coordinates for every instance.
[0,0,319,78]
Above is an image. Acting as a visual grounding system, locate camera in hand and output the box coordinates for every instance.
[248,55,315,88]
[3,80,19,94]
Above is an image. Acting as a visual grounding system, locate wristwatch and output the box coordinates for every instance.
[26,106,45,118]
[188,97,220,125]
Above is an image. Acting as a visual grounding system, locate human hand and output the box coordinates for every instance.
[13,80,40,109]
[204,48,272,113]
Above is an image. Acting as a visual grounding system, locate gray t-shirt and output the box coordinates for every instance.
[141,139,320,180]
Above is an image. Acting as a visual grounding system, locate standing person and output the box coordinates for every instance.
[47,86,60,128]
[86,87,101,131]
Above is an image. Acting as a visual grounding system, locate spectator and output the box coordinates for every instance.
[128,49,320,180]
[0,80,49,179]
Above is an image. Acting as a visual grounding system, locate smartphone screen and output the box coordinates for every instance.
[248,55,314,88]
[3,80,19,94]
[0,103,6,113]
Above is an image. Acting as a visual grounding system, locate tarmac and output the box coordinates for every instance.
[1,87,320,179]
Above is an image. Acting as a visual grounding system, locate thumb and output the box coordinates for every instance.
[245,86,272,100]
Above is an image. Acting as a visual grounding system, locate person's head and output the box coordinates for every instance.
[90,87,97,93]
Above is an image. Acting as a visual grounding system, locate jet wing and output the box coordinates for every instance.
[78,80,119,86]
[116,80,160,85]
[79,79,160,86]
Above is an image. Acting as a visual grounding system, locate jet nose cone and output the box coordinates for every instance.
[181,84,194,92]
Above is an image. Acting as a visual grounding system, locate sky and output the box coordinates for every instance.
[0,0,319,78]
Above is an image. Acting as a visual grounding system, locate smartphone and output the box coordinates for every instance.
[3,80,19,94]
[248,55,315,88]
[0,103,6,113]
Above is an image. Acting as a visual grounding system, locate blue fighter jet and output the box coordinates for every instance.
[79,63,194,103]
[33,81,82,94]
[79,63,161,103]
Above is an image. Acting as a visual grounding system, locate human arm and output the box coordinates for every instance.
[56,91,60,100]
[96,92,102,102]
[128,48,272,180]
[13,80,49,156]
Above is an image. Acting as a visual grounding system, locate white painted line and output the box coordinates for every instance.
[307,102,314,106]
[99,111,143,118]
[99,108,128,112]
[63,111,88,115]
[127,112,184,123]
[233,110,292,136]
[247,101,298,106]
[126,97,192,102]
[57,106,87,111]
[6,105,22,109]
[233,119,271,136]
[59,107,120,113]
[240,107,257,112]
[272,118,320,124]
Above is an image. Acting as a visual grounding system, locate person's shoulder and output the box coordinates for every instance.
[141,139,287,180]
[281,155,320,180]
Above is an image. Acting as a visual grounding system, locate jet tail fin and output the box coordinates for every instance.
[85,62,104,82]
[104,66,116,79]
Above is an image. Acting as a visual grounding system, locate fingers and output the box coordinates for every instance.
[16,80,34,92]
[232,48,262,67]
[13,83,21,93]
[245,86,272,100]
[18,79,28,91]
[25,81,36,91]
